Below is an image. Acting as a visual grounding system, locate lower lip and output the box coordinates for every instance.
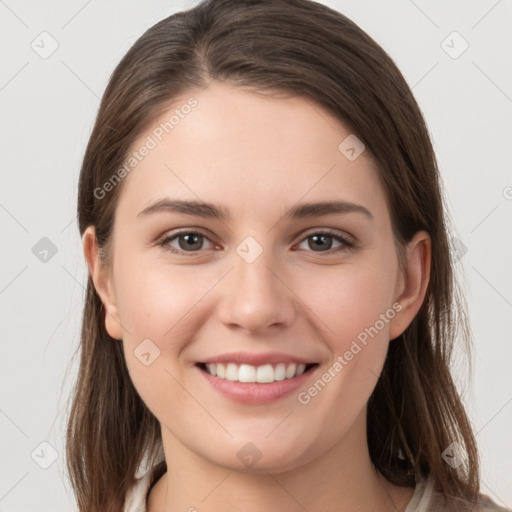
[196,364,318,404]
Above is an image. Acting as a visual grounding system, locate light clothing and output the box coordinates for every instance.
[123,469,511,512]
[123,469,153,512]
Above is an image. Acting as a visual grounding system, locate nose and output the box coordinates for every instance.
[216,242,297,335]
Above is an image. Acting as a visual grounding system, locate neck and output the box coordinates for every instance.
[148,410,413,512]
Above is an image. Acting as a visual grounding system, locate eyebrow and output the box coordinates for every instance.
[137,199,373,221]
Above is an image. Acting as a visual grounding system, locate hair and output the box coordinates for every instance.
[66,0,480,511]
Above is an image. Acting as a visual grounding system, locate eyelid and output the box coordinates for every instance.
[298,227,355,245]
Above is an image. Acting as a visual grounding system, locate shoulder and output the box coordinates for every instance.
[476,494,512,512]
[405,477,511,512]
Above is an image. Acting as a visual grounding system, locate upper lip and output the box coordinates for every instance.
[198,352,318,366]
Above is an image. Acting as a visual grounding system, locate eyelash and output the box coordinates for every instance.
[158,229,355,257]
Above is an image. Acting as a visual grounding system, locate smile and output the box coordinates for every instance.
[195,360,319,404]
[197,362,318,383]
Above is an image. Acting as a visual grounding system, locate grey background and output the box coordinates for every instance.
[1,0,511,510]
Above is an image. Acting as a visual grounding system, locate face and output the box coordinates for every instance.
[85,81,429,474]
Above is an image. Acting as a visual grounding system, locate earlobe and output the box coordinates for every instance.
[389,231,431,340]
[82,226,123,340]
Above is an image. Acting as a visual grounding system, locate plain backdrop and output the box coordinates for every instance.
[1,1,511,511]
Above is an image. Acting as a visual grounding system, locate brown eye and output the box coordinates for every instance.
[296,230,354,254]
[160,231,215,255]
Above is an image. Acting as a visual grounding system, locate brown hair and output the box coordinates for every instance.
[66,0,480,510]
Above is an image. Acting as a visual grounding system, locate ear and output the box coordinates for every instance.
[389,231,431,341]
[82,226,123,340]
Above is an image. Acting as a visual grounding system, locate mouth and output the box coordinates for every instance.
[196,362,319,384]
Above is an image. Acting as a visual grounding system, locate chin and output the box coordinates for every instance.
[200,436,318,475]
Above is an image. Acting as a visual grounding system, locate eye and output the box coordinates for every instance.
[160,230,216,255]
[295,230,354,254]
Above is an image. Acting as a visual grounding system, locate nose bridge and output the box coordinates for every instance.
[234,235,277,293]
[217,234,296,332]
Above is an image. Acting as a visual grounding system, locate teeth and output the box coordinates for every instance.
[203,362,310,383]
[274,363,286,381]
[225,363,239,381]
[256,364,274,383]
[285,363,296,379]
[216,363,225,379]
[239,364,257,382]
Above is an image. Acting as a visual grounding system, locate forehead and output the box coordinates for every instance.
[118,81,388,223]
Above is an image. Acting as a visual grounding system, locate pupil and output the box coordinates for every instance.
[310,234,331,251]
[180,234,202,250]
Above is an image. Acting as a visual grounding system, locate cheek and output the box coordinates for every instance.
[112,258,214,401]
[298,260,397,346]
[114,257,207,342]
[294,261,396,409]
[114,261,210,414]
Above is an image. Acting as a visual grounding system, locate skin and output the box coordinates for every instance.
[83,81,430,512]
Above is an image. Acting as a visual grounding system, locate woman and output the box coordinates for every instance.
[65,0,509,511]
